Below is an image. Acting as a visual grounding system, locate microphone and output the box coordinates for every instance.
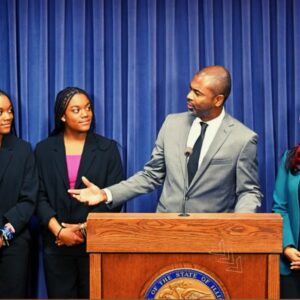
[179,147,192,217]
[184,147,193,158]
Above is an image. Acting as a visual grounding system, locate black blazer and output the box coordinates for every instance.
[0,134,38,253]
[35,132,123,255]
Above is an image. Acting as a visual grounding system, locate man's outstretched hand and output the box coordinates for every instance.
[68,176,107,206]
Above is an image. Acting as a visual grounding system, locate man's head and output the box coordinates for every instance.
[187,65,231,121]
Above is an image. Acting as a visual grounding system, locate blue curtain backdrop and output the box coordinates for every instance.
[0,0,299,297]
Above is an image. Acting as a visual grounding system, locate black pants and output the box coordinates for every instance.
[44,254,89,299]
[0,246,30,298]
[281,272,300,299]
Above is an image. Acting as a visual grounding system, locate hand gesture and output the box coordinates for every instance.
[55,226,84,247]
[61,223,81,231]
[284,246,300,270]
[68,176,107,206]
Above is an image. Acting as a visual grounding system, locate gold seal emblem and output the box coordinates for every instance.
[155,277,215,299]
[142,263,229,299]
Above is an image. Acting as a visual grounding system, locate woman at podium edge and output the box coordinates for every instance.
[273,141,300,299]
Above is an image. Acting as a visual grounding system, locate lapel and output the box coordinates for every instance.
[52,134,69,189]
[179,113,195,179]
[75,133,98,188]
[0,134,14,184]
[188,113,234,189]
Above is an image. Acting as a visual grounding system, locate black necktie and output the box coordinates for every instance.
[187,122,208,185]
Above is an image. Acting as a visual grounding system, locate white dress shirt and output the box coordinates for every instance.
[186,108,225,167]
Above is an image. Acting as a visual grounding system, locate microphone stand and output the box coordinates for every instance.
[179,148,192,217]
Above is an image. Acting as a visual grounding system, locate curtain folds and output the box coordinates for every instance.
[1,0,299,211]
[1,0,299,210]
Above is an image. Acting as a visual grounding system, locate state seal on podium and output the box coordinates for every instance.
[141,263,229,299]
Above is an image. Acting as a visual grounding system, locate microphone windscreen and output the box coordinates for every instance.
[184,147,193,157]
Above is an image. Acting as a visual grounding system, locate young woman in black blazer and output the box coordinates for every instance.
[35,87,123,299]
[0,90,38,298]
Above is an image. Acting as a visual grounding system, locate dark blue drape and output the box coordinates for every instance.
[1,0,299,297]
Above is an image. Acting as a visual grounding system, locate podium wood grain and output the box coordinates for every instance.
[87,213,282,299]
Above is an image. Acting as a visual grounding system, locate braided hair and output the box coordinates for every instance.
[50,87,95,136]
[0,90,17,136]
[285,144,300,175]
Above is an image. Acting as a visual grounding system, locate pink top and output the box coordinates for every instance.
[66,155,82,189]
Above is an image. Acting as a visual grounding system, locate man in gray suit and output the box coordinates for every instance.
[69,65,262,213]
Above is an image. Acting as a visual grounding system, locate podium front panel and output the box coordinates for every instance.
[87,213,282,299]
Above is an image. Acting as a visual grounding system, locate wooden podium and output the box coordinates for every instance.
[87,213,282,299]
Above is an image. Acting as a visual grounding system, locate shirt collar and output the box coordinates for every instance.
[193,108,225,126]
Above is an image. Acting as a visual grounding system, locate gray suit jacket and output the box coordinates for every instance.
[109,112,262,212]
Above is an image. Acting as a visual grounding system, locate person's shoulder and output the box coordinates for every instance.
[166,111,190,119]
[282,146,298,162]
[90,132,118,151]
[225,113,257,137]
[4,134,30,147]
[35,135,57,150]
[164,112,191,122]
[281,149,290,161]
[4,135,33,155]
[7,134,30,148]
